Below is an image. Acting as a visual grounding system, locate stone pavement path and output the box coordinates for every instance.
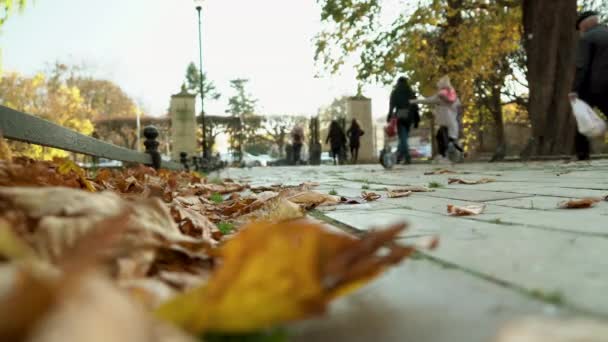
[226,160,608,341]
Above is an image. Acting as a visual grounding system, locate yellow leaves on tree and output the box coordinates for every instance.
[0,72,95,160]
[157,219,415,334]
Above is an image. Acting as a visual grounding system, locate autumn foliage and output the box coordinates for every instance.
[0,141,433,341]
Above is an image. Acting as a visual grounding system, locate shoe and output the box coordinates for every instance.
[447,142,462,163]
[432,155,449,164]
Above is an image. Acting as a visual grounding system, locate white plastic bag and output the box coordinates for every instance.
[571,98,607,138]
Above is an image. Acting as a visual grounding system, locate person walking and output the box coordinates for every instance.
[410,75,463,163]
[387,77,420,164]
[346,119,365,164]
[571,11,608,161]
[291,124,305,165]
[326,120,347,165]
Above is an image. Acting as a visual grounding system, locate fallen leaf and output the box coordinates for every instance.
[424,169,457,175]
[56,159,97,192]
[387,190,413,198]
[0,136,13,162]
[558,198,601,209]
[235,197,304,225]
[447,204,486,216]
[171,205,217,241]
[361,192,381,202]
[156,220,418,334]
[448,178,495,185]
[388,186,434,193]
[339,197,365,205]
[286,191,341,209]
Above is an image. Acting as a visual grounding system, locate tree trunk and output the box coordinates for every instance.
[522,0,577,156]
[490,81,506,162]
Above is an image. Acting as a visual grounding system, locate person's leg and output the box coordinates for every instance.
[397,124,408,162]
[354,146,359,163]
[436,128,447,157]
[575,130,591,161]
[402,126,411,164]
[332,147,338,165]
[293,143,302,164]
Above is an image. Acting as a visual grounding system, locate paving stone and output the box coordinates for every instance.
[326,207,608,315]
[229,161,608,339]
[291,259,563,342]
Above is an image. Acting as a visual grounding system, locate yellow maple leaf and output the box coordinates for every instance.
[56,159,96,192]
[156,219,414,334]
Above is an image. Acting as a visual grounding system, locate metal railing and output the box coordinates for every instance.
[0,105,183,170]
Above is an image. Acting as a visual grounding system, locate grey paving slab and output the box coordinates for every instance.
[325,207,608,315]
[228,161,608,338]
[291,259,563,342]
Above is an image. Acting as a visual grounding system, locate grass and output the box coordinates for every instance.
[210,193,224,204]
[530,289,565,305]
[217,222,234,235]
[328,189,338,196]
[428,181,444,189]
[209,176,223,185]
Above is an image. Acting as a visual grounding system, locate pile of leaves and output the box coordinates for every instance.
[0,146,434,341]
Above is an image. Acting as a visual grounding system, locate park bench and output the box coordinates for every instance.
[0,105,184,171]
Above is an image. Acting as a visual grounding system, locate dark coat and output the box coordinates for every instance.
[573,25,608,101]
[326,127,346,150]
[347,125,364,147]
[388,83,420,129]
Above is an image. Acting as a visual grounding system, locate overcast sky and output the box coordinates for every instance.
[0,0,395,118]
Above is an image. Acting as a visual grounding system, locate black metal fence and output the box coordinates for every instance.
[0,105,183,170]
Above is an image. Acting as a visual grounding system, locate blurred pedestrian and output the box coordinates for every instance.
[347,119,365,164]
[326,120,346,165]
[291,124,305,165]
[411,75,463,163]
[571,11,608,161]
[387,76,420,164]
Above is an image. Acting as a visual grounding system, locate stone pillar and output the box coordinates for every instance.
[346,96,376,163]
[170,89,197,161]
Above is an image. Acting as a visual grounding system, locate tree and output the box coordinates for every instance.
[520,0,578,156]
[262,115,308,158]
[44,62,141,121]
[318,96,347,125]
[0,0,26,27]
[0,71,94,159]
[316,0,523,155]
[225,79,259,161]
[226,79,257,117]
[184,62,220,106]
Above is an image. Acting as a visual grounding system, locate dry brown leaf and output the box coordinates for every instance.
[558,198,601,209]
[339,197,365,205]
[448,178,495,185]
[287,191,341,209]
[495,317,608,342]
[389,186,434,193]
[361,192,381,201]
[387,190,413,198]
[170,205,217,242]
[235,197,304,225]
[447,204,486,216]
[424,169,457,175]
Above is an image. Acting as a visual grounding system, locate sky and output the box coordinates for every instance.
[0,0,394,118]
